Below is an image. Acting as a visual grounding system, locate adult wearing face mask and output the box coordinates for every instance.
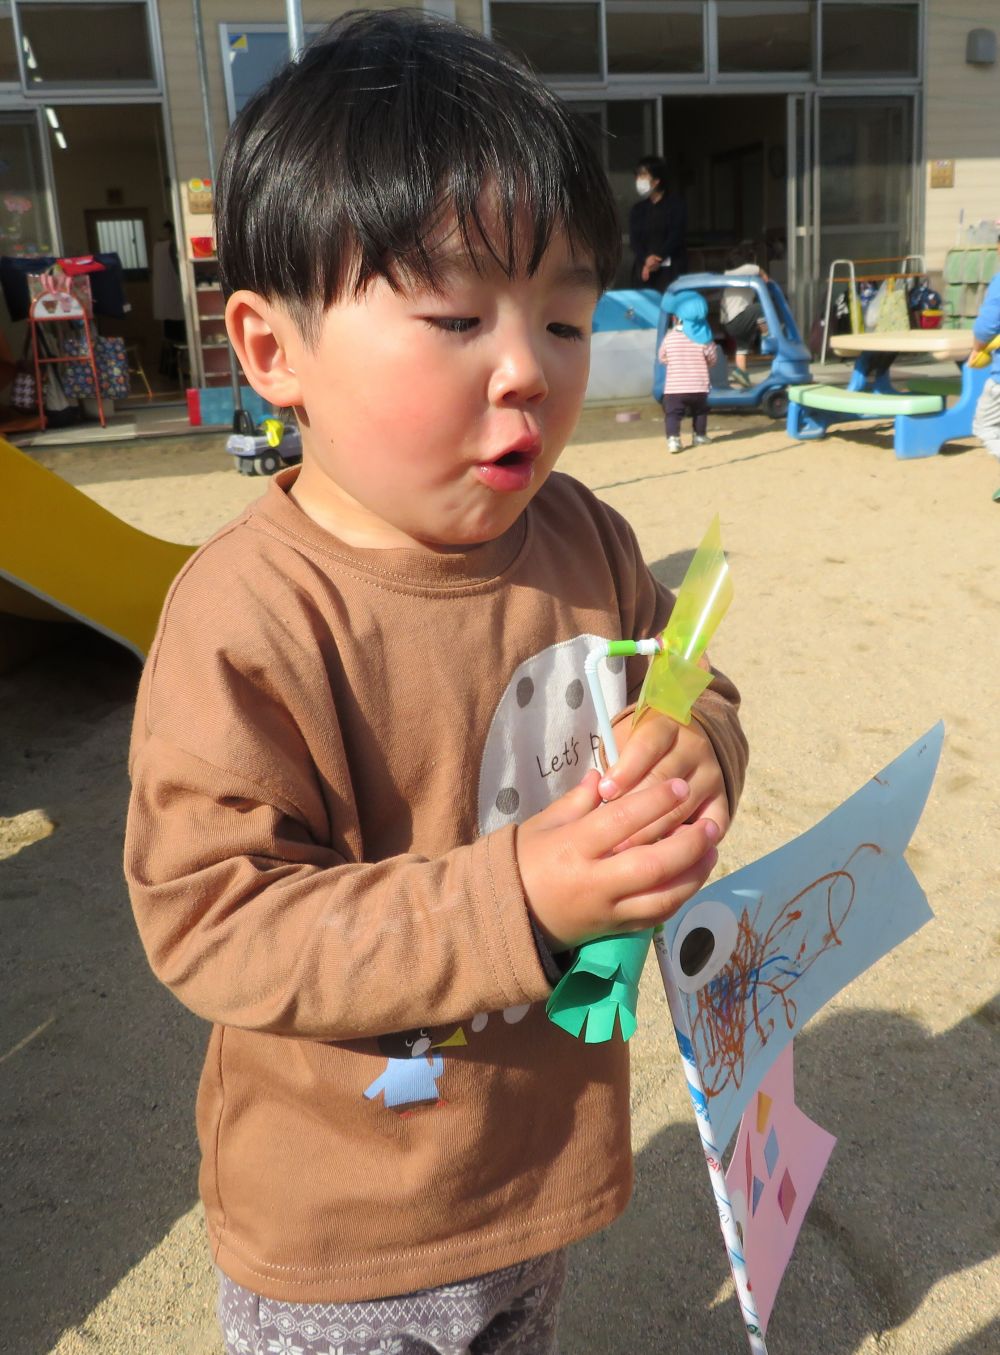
[628,156,688,293]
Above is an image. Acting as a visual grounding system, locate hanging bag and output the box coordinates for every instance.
[10,360,37,410]
[27,265,93,317]
[873,275,911,332]
[61,330,129,399]
[10,331,37,410]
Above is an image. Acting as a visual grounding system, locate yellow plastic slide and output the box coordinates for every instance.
[0,439,194,660]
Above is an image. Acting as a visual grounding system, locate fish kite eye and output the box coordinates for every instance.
[670,899,738,994]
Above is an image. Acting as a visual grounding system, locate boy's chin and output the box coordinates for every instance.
[416,505,529,553]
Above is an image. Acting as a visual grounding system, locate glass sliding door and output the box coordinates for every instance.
[571,97,658,287]
[786,92,916,331]
[786,92,817,332]
[817,95,915,274]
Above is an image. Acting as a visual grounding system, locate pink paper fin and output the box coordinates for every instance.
[724,1043,836,1333]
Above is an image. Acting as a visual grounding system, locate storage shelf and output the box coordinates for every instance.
[186,243,226,383]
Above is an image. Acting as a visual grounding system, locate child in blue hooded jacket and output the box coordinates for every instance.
[658,289,718,453]
[971,261,1000,501]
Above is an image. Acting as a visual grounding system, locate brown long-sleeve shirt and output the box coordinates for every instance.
[125,468,748,1302]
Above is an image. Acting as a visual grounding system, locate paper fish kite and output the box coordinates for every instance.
[654,722,941,1350]
[544,518,944,1353]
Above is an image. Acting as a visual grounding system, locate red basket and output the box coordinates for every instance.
[917,309,943,330]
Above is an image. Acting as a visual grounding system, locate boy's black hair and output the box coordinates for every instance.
[636,156,668,187]
[216,9,620,340]
[726,243,759,270]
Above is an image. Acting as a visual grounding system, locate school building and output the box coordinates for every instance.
[3,0,999,389]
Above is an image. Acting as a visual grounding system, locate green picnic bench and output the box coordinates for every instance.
[788,385,944,418]
[785,383,957,458]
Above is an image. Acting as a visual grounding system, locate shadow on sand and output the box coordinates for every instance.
[1,630,204,1351]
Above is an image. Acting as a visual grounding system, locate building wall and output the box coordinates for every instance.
[158,0,482,190]
[923,0,1000,268]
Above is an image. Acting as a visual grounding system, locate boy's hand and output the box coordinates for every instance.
[517,770,719,952]
[597,709,729,851]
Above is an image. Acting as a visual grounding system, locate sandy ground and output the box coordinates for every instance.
[2,404,999,1355]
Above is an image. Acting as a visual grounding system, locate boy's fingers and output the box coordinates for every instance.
[582,778,691,859]
[528,769,603,830]
[599,716,680,800]
[613,761,730,851]
[612,800,694,852]
[595,817,718,903]
[608,842,719,929]
[688,787,731,840]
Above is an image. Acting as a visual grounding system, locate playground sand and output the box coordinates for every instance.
[3,409,998,1355]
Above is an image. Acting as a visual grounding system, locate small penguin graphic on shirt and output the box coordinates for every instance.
[364,1028,449,1112]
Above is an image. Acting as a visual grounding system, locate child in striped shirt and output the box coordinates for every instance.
[659,289,718,453]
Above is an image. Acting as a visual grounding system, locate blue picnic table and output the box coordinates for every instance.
[788,328,987,458]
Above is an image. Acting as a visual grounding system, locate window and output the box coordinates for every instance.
[572,98,657,284]
[606,1,703,75]
[18,3,156,89]
[89,213,149,273]
[716,1,813,74]
[821,3,919,78]
[490,2,602,80]
[0,3,19,83]
[0,111,54,254]
[221,25,326,119]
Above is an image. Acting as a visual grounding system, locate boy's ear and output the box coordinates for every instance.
[225,291,303,408]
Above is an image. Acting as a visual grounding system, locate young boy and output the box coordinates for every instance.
[125,14,748,1354]
[720,245,769,388]
[659,289,719,453]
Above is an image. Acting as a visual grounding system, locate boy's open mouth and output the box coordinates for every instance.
[485,432,542,467]
[476,436,542,493]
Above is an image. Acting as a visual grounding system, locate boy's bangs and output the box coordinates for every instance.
[365,170,612,301]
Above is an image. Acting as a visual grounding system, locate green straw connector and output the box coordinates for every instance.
[605,640,640,658]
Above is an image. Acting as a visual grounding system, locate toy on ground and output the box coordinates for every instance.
[654,273,812,420]
[0,439,193,659]
[545,517,942,1352]
[228,415,303,477]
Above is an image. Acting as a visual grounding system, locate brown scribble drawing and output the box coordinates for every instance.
[691,842,882,1100]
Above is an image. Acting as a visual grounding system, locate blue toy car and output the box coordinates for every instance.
[592,289,663,333]
[654,273,812,420]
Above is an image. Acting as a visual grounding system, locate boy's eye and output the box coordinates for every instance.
[548,323,586,342]
[425,316,479,334]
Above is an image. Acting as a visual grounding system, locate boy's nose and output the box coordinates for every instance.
[488,338,549,406]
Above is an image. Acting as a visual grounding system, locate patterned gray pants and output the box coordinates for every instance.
[217,1250,566,1355]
